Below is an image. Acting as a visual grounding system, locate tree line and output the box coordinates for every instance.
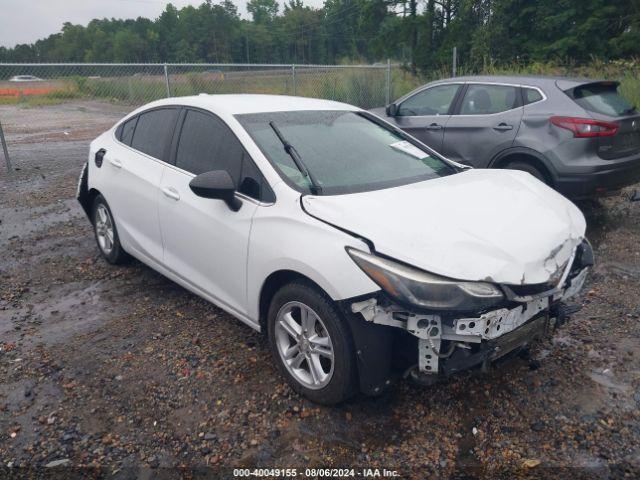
[0,0,638,73]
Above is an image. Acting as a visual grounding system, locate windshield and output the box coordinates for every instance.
[236,110,456,195]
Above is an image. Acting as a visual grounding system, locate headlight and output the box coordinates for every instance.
[347,248,504,311]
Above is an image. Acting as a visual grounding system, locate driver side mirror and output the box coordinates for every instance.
[189,170,242,211]
[386,103,398,117]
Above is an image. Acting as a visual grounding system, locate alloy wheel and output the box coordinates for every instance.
[274,301,335,390]
[95,204,115,255]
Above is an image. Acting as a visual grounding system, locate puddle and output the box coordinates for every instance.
[0,198,82,243]
[552,335,582,348]
[587,369,630,393]
[570,452,610,478]
[1,279,130,348]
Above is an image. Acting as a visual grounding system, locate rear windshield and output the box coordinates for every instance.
[236,110,456,195]
[570,82,636,117]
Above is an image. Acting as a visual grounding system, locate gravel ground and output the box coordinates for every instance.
[1,101,640,479]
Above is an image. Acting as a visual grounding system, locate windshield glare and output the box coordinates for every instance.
[237,110,456,195]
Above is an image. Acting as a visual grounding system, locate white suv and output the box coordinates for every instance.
[77,94,592,404]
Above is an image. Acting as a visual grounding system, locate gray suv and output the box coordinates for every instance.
[373,75,640,198]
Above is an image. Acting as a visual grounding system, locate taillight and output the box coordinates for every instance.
[550,116,618,138]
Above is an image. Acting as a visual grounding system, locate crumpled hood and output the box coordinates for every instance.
[302,169,586,285]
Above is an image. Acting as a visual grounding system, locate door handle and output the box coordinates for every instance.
[109,158,123,168]
[426,123,443,131]
[162,187,180,201]
[493,123,513,131]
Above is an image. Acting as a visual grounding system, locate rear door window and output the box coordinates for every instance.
[130,108,179,160]
[459,84,520,115]
[397,84,460,116]
[570,83,636,117]
[175,109,273,202]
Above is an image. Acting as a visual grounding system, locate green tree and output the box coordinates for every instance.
[113,29,147,62]
[1,0,639,69]
[248,0,279,24]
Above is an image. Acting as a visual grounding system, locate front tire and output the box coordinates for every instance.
[92,194,129,265]
[267,281,358,405]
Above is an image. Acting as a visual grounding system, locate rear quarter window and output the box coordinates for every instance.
[523,88,544,105]
[118,117,138,146]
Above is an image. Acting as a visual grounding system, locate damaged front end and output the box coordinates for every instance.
[344,240,593,393]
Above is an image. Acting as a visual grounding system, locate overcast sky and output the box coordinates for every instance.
[0,0,324,48]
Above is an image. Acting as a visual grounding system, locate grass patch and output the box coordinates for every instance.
[71,69,391,108]
[0,84,83,107]
[2,60,639,110]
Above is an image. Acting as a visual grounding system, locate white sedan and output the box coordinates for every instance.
[77,94,592,404]
[9,75,44,82]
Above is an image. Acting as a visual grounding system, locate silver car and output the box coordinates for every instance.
[374,75,640,198]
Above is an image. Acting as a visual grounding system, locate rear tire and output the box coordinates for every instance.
[503,160,549,185]
[267,281,358,405]
[92,194,130,265]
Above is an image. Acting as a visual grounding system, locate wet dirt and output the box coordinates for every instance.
[1,101,640,477]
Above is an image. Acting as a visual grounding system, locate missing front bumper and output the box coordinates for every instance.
[350,266,588,380]
[439,312,550,376]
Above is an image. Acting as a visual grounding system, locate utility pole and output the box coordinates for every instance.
[212,31,219,63]
[386,59,391,106]
[163,64,171,97]
[0,120,11,172]
[292,64,297,95]
[409,0,417,74]
[452,46,457,77]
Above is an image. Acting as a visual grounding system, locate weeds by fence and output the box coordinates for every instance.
[0,63,395,110]
[2,59,639,109]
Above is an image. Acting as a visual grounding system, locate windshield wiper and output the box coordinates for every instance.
[269,121,322,195]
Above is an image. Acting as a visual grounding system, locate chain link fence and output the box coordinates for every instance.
[0,62,393,107]
[0,62,396,168]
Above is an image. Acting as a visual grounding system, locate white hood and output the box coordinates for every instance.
[302,169,586,285]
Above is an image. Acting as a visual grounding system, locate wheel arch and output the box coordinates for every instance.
[258,268,397,397]
[79,187,102,221]
[490,148,557,186]
[258,269,328,333]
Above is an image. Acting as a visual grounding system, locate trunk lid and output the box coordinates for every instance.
[596,112,640,160]
[302,169,586,286]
